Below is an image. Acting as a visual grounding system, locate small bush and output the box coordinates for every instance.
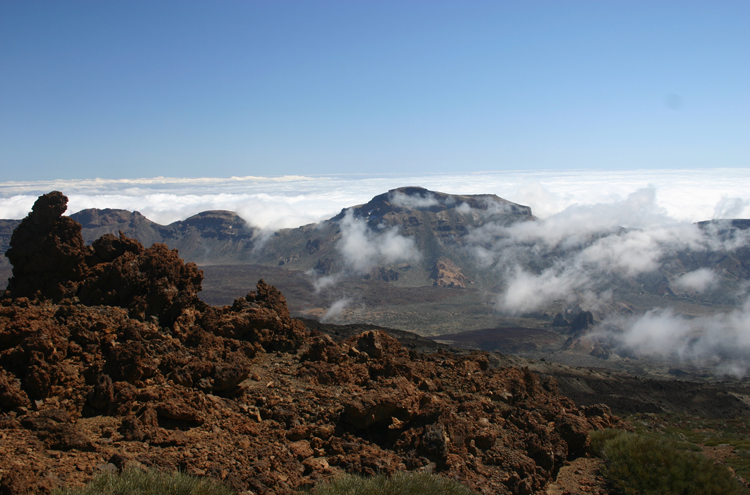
[589,428,626,457]
[303,471,476,495]
[51,467,235,495]
[590,430,747,495]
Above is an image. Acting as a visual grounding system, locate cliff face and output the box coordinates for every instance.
[0,192,623,495]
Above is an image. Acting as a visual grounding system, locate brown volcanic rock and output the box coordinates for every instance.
[0,304,624,495]
[4,192,89,301]
[430,258,470,288]
[3,192,204,327]
[0,192,625,495]
[295,330,625,493]
[0,368,29,409]
[197,279,307,353]
[79,238,204,326]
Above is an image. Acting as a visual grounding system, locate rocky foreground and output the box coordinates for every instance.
[0,192,624,495]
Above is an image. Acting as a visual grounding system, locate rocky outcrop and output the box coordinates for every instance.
[430,258,470,288]
[4,192,89,301]
[3,192,204,327]
[569,311,594,334]
[80,236,204,326]
[0,192,625,495]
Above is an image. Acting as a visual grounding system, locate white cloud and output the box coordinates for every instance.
[615,308,694,356]
[492,222,718,314]
[497,266,582,313]
[456,202,472,214]
[2,169,749,227]
[579,224,705,276]
[321,297,353,323]
[483,189,737,315]
[596,299,750,377]
[713,197,748,219]
[337,209,421,272]
[311,274,340,293]
[389,190,440,209]
[674,269,718,293]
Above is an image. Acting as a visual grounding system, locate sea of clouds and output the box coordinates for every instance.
[2,169,749,227]
[4,168,750,374]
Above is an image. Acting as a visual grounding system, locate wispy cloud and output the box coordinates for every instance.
[592,299,750,377]
[389,190,440,209]
[674,268,718,293]
[337,209,421,273]
[458,185,750,315]
[320,297,354,323]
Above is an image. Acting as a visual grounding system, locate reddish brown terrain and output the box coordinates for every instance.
[0,192,625,494]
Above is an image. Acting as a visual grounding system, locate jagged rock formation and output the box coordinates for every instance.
[430,258,471,288]
[4,192,90,301]
[0,192,624,494]
[3,192,204,327]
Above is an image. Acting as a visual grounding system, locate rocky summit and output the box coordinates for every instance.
[0,192,623,494]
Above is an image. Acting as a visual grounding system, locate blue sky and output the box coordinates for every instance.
[1,1,748,181]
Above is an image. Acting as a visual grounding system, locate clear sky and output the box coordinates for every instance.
[1,1,748,181]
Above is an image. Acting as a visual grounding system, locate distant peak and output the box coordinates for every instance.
[332,187,534,222]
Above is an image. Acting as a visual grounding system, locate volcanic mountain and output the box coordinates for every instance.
[254,187,535,287]
[0,191,626,494]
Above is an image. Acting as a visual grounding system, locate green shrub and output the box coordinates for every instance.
[303,471,476,495]
[589,428,627,457]
[590,430,747,495]
[51,467,235,495]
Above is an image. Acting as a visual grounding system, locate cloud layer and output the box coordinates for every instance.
[2,169,750,228]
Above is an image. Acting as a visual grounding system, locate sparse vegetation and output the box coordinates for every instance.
[51,467,235,495]
[627,413,750,480]
[590,428,747,495]
[301,471,476,495]
[588,427,626,457]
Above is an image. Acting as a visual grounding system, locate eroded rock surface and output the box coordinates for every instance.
[430,258,470,288]
[4,191,89,301]
[0,192,624,495]
[4,192,204,327]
